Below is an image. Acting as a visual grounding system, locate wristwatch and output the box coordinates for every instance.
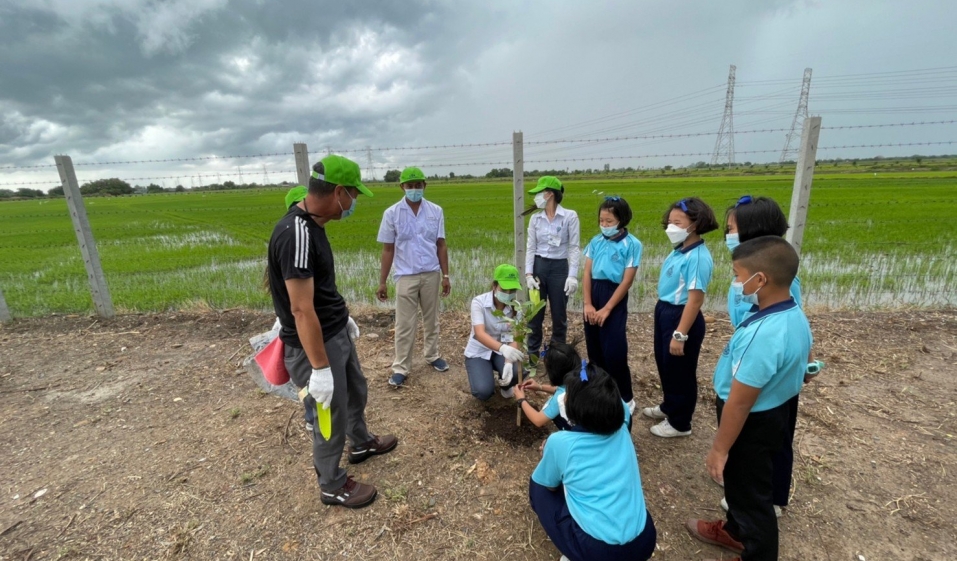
[516,398,528,406]
[806,360,825,375]
[672,331,689,342]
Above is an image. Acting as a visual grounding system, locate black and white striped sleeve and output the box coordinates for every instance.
[276,216,314,280]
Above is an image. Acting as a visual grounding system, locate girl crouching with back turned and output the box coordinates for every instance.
[529,362,656,561]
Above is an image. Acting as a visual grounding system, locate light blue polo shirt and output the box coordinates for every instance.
[713,299,812,412]
[657,240,713,305]
[583,230,642,283]
[542,386,567,421]
[531,408,646,545]
[728,277,803,327]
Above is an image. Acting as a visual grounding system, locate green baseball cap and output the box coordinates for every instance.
[493,263,522,290]
[400,166,426,184]
[312,154,373,197]
[528,175,564,194]
[285,186,307,209]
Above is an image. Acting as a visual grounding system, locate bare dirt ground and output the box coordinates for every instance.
[1,308,955,561]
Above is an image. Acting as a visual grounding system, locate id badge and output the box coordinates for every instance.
[500,332,514,344]
[547,234,561,247]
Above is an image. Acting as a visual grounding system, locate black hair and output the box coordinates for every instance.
[541,340,582,387]
[308,161,338,196]
[661,197,719,235]
[564,363,624,435]
[726,196,789,242]
[598,197,632,229]
[732,236,799,288]
[521,186,564,216]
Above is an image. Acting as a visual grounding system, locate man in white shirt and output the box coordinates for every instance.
[377,167,451,387]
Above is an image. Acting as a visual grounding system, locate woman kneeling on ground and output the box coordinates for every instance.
[464,264,527,400]
[529,362,657,561]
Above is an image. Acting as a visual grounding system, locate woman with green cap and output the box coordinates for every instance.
[524,176,581,361]
[463,264,527,401]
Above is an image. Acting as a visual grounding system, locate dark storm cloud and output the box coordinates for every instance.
[1,0,955,184]
[0,0,465,165]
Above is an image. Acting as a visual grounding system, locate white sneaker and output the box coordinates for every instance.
[720,497,783,517]
[650,419,691,438]
[641,405,667,420]
[626,399,636,415]
[560,556,570,561]
[500,387,515,399]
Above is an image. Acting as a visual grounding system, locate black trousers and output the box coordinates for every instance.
[653,300,705,431]
[717,397,789,561]
[584,279,633,402]
[528,256,569,354]
[771,394,799,506]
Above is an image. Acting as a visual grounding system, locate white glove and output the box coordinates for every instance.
[526,275,540,290]
[498,363,514,387]
[346,316,360,342]
[308,367,334,409]
[564,277,578,297]
[499,344,525,363]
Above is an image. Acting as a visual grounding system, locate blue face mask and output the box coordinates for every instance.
[731,272,762,306]
[338,188,356,219]
[405,188,424,203]
[725,233,740,252]
[495,290,515,304]
[601,223,620,238]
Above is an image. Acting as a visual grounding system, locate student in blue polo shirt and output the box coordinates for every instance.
[514,341,583,430]
[722,195,818,519]
[582,196,642,414]
[643,197,719,438]
[529,362,657,561]
[724,196,802,326]
[685,236,812,561]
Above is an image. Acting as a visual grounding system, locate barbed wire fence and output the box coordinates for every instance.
[2,68,957,319]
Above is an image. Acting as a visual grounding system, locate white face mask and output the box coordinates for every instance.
[534,192,548,209]
[665,224,690,244]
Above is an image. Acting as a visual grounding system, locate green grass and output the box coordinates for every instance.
[1,174,955,317]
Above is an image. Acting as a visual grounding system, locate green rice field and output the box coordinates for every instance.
[1,173,955,317]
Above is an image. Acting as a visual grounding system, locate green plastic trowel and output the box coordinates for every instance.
[298,387,332,440]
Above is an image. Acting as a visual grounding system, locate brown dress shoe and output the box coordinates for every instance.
[320,476,377,508]
[685,519,745,554]
[348,434,398,464]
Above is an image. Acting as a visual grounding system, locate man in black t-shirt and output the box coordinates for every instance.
[267,154,397,509]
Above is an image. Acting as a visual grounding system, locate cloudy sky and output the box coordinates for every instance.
[1,0,955,189]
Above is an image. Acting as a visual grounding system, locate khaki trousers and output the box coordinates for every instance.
[392,271,442,375]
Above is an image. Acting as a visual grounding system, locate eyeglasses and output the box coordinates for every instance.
[604,195,621,202]
[735,195,753,207]
[579,359,589,382]
[678,199,689,213]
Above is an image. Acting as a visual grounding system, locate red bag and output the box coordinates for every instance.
[254,336,290,385]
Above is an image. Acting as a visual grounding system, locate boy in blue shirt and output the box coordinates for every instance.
[529,363,657,561]
[686,236,812,561]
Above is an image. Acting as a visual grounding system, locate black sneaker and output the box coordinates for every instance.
[320,476,377,508]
